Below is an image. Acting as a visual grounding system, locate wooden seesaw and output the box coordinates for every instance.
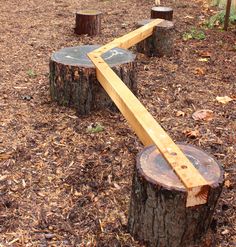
[88,19,209,207]
[49,17,224,247]
[87,18,224,246]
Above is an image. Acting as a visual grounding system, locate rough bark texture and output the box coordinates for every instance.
[49,45,137,115]
[128,144,224,247]
[74,10,102,36]
[151,6,173,21]
[136,19,174,57]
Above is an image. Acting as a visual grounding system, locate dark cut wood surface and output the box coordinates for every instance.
[138,143,224,190]
[49,45,137,115]
[51,45,136,68]
[151,6,173,21]
[128,143,224,247]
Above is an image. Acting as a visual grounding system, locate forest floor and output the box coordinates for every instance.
[0,0,235,246]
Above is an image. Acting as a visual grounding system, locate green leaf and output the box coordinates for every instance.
[27,69,37,77]
[182,28,206,41]
[86,123,104,133]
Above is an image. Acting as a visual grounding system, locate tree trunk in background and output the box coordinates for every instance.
[211,0,236,14]
[136,19,174,57]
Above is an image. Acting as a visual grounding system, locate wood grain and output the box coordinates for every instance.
[87,19,210,207]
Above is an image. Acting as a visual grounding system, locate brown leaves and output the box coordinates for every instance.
[184,129,200,139]
[198,51,212,58]
[224,180,232,189]
[176,110,185,117]
[192,109,214,121]
[0,152,13,161]
[194,67,206,76]
[216,96,233,104]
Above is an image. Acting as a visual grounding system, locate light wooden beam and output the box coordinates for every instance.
[87,19,210,207]
[92,18,164,56]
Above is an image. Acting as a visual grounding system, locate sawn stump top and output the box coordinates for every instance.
[137,143,224,191]
[51,45,136,68]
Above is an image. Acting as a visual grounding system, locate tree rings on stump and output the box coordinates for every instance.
[49,45,137,115]
[136,19,174,57]
[151,6,173,21]
[74,10,102,36]
[128,143,224,247]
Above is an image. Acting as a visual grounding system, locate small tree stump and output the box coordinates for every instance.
[49,45,137,115]
[74,10,102,36]
[136,19,174,57]
[151,6,173,21]
[128,143,224,247]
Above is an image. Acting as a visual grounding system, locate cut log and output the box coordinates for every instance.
[136,19,174,57]
[49,45,137,115]
[128,143,224,247]
[151,6,173,21]
[74,10,102,36]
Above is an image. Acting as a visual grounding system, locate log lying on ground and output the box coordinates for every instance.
[74,10,102,36]
[128,143,224,247]
[151,6,174,20]
[136,19,174,57]
[49,45,137,115]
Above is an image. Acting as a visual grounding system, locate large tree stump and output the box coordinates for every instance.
[128,143,224,247]
[151,6,173,21]
[136,19,174,57]
[74,10,102,36]
[49,45,137,115]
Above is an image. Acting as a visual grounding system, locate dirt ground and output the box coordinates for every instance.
[0,0,235,246]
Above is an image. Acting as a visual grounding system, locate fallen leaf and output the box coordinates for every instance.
[114,182,121,189]
[22,179,26,188]
[198,51,211,58]
[224,180,232,188]
[0,175,8,181]
[176,110,185,117]
[221,229,229,235]
[192,109,214,121]
[194,67,205,75]
[216,96,233,104]
[86,122,104,133]
[198,58,209,62]
[184,15,194,19]
[184,129,200,138]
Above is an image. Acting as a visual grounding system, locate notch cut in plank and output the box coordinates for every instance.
[88,53,210,207]
[91,18,164,56]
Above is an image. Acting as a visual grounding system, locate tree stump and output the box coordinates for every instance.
[49,45,137,115]
[151,6,173,21]
[74,10,102,36]
[128,143,224,247]
[136,19,174,57]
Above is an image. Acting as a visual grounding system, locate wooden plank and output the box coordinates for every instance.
[92,18,164,55]
[88,53,210,207]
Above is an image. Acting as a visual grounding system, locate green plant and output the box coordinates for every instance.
[182,28,206,41]
[230,14,236,22]
[204,11,236,28]
[86,123,104,133]
[27,69,37,77]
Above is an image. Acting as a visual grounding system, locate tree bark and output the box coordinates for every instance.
[49,45,137,115]
[136,19,174,57]
[211,0,236,14]
[128,143,224,247]
[151,6,174,21]
[74,10,102,36]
